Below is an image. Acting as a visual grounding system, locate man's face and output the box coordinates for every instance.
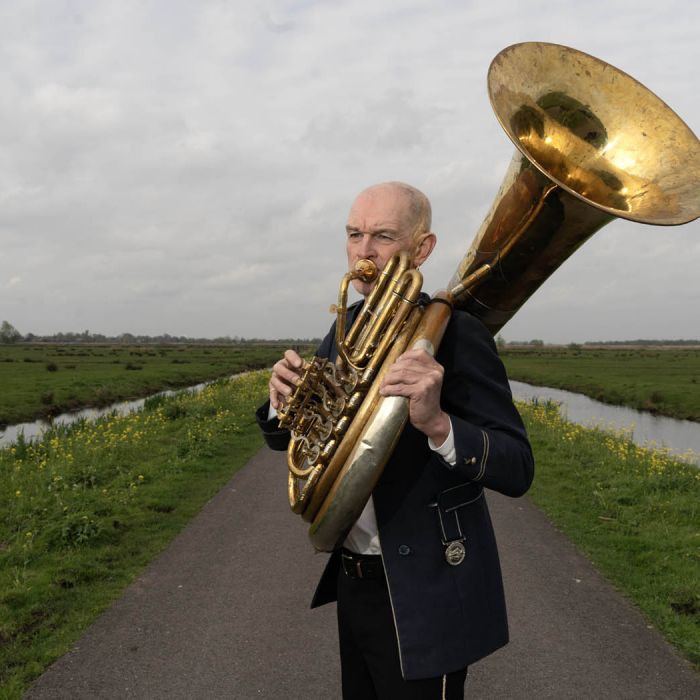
[345,186,417,297]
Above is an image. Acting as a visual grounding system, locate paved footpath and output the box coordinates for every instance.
[25,450,700,699]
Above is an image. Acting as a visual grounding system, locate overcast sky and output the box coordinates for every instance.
[1,0,698,343]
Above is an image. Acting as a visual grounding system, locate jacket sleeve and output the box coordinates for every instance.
[255,401,291,451]
[433,310,534,498]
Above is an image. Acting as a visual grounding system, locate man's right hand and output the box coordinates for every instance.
[269,349,304,410]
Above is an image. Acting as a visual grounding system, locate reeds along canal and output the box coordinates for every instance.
[1,377,699,466]
[0,380,214,449]
[510,381,700,466]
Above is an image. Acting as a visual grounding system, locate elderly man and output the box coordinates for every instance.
[257,182,534,699]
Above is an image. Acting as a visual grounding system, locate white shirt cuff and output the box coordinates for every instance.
[427,419,456,465]
[267,403,278,421]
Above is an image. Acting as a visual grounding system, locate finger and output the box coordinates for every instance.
[270,373,298,398]
[398,348,435,364]
[379,379,438,401]
[269,384,280,410]
[382,369,421,391]
[284,348,304,369]
[381,380,433,400]
[389,361,437,377]
[273,360,303,386]
[403,352,442,371]
[384,363,442,386]
[379,381,413,398]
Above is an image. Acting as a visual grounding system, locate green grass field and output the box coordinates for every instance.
[0,343,310,427]
[0,372,269,697]
[500,346,700,421]
[1,350,699,695]
[519,399,700,670]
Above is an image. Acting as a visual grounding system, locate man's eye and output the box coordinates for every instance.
[376,233,394,242]
[347,231,363,239]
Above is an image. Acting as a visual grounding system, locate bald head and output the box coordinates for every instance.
[358,182,432,242]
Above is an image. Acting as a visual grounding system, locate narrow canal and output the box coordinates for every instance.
[1,379,698,466]
[510,381,700,466]
[0,382,210,449]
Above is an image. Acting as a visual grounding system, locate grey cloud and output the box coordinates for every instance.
[303,90,432,153]
[0,0,697,342]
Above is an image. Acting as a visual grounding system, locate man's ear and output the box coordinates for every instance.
[413,232,437,267]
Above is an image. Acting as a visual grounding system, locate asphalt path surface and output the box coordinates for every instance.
[25,449,700,699]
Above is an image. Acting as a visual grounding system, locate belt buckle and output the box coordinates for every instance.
[355,560,363,579]
[341,552,364,579]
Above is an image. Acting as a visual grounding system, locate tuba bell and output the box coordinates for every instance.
[279,42,700,552]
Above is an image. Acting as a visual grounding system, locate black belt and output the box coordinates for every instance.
[340,548,384,580]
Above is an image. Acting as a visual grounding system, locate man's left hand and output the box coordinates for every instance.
[380,348,451,445]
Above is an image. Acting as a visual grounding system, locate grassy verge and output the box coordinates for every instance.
[0,343,310,426]
[519,399,700,669]
[501,346,700,421]
[0,371,269,698]
[1,375,698,695]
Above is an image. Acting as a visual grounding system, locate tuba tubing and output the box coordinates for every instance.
[288,42,700,552]
[309,294,453,551]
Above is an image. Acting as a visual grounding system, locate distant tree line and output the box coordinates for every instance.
[494,333,699,348]
[582,339,700,346]
[0,320,321,346]
[496,336,545,348]
[3,320,696,348]
[0,321,22,344]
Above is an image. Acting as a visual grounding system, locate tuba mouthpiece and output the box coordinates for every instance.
[353,259,378,283]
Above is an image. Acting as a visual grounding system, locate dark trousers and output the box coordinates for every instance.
[336,558,468,699]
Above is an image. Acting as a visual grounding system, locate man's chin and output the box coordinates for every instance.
[351,279,374,298]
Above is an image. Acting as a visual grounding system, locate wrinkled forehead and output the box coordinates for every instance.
[347,186,413,231]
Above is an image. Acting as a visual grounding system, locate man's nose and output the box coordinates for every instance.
[357,233,377,259]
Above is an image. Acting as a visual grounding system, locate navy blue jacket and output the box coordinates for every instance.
[256,303,534,680]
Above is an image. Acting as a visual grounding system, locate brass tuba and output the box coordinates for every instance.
[279,42,700,552]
